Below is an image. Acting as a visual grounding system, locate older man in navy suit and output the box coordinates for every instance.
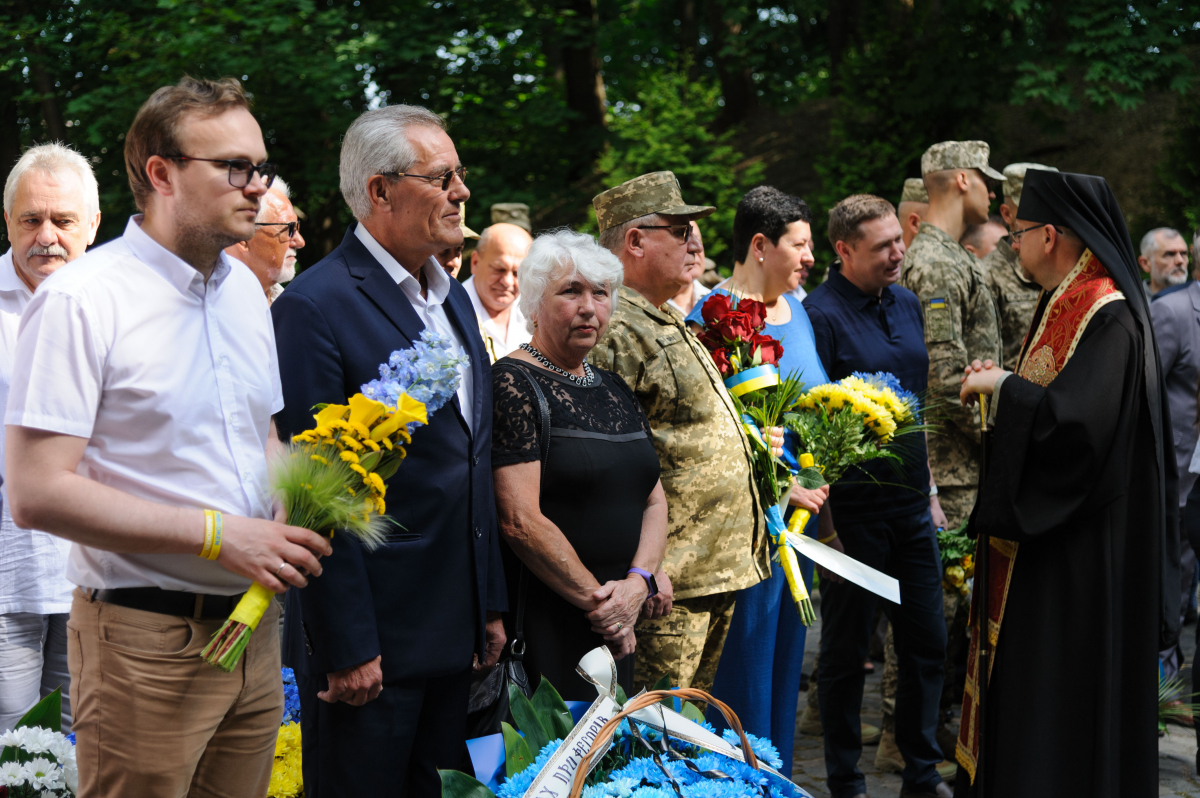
[272,105,506,798]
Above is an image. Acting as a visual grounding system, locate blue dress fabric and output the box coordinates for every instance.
[686,288,828,776]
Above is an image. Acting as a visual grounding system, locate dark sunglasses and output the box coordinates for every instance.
[255,220,301,238]
[165,155,277,189]
[380,166,468,191]
[636,224,693,243]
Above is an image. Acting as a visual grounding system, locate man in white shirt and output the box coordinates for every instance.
[224,177,306,303]
[463,222,532,361]
[0,143,101,734]
[5,76,331,797]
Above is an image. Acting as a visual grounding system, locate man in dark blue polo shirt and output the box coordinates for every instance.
[803,195,950,798]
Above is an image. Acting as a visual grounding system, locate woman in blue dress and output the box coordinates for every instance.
[685,186,830,777]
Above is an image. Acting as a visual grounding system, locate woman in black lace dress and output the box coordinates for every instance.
[492,229,667,701]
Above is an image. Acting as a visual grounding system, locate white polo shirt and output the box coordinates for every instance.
[6,216,283,595]
[463,274,531,361]
[0,249,73,614]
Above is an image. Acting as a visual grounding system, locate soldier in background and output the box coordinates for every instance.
[901,140,1003,532]
[593,171,768,694]
[898,178,929,249]
[490,202,531,233]
[959,216,1006,260]
[437,200,480,279]
[983,163,1056,369]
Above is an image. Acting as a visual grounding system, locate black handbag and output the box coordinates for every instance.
[465,362,550,738]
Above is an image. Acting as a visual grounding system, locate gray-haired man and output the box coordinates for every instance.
[225,177,306,303]
[0,143,101,733]
[1140,227,1190,296]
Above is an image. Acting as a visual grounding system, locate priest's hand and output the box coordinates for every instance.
[320,655,383,706]
[959,359,1004,405]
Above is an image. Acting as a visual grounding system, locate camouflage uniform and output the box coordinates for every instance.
[590,171,765,694]
[490,202,531,233]
[980,239,1038,371]
[592,288,770,692]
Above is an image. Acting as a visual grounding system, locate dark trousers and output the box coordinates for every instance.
[818,506,947,798]
[1183,482,1200,747]
[297,667,472,798]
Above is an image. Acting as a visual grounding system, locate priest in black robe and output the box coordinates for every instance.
[953,169,1180,797]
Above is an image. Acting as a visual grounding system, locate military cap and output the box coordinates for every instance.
[920,141,1004,180]
[460,200,480,240]
[490,203,531,233]
[1001,163,1059,207]
[901,178,929,204]
[593,171,715,233]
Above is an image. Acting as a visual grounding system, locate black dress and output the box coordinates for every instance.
[492,358,661,701]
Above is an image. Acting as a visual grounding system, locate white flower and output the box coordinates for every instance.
[23,757,64,790]
[63,759,78,794]
[0,761,24,786]
[0,727,26,748]
[18,727,58,755]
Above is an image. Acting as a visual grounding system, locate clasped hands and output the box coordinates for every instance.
[959,359,1006,406]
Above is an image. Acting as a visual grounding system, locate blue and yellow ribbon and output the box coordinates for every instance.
[724,364,779,397]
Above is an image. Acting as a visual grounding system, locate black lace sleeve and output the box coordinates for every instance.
[602,368,653,438]
[492,366,542,467]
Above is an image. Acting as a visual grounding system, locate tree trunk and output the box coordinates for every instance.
[556,0,606,132]
[708,0,756,130]
[30,59,67,143]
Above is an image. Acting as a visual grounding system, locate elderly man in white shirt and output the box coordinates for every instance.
[0,143,101,733]
[5,77,331,797]
[463,222,533,361]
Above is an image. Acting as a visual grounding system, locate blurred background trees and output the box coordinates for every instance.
[3,0,1199,277]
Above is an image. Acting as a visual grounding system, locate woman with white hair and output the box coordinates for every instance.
[492,229,667,700]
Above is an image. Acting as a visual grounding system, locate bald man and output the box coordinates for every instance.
[463,222,533,361]
[225,178,305,303]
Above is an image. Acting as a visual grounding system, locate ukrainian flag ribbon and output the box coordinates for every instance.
[723,364,779,397]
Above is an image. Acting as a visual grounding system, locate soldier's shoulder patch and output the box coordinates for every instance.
[924,296,953,342]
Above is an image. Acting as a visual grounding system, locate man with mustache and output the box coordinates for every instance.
[225,177,306,304]
[0,143,101,734]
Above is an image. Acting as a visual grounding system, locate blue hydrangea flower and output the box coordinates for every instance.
[281,667,301,724]
[361,330,470,431]
[720,730,782,770]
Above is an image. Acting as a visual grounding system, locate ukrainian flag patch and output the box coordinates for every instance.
[924,297,953,342]
[928,297,946,309]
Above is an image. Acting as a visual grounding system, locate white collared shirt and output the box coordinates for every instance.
[0,249,73,614]
[6,217,284,595]
[463,275,531,361]
[666,279,713,316]
[354,223,473,432]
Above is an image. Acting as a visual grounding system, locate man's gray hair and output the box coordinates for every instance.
[1193,227,1200,262]
[4,142,100,221]
[1140,227,1185,259]
[598,212,657,254]
[256,177,291,222]
[519,228,624,333]
[339,104,447,221]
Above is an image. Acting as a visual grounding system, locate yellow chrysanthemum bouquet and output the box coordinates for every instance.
[202,330,469,671]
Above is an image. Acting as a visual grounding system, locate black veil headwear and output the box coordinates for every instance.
[1019,169,1181,649]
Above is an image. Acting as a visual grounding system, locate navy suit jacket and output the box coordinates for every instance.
[272,224,505,681]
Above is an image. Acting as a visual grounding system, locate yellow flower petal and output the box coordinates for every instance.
[370,395,427,442]
[348,393,388,429]
[339,450,360,464]
[309,455,329,466]
[349,464,368,477]
[314,404,350,429]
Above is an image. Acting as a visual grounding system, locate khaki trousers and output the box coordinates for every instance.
[633,592,736,694]
[68,588,283,798]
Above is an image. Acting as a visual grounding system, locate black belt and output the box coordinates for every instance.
[91,587,245,621]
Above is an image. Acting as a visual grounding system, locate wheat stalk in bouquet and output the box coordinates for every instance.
[201,330,469,672]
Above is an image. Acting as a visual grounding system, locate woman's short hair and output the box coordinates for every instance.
[518,228,624,333]
[732,186,813,264]
[4,142,100,221]
[339,104,446,221]
[124,76,251,211]
[827,194,896,249]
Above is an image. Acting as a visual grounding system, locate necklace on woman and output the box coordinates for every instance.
[520,343,596,386]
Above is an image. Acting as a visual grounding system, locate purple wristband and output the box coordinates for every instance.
[628,567,658,597]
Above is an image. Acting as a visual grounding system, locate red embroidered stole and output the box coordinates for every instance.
[956,250,1123,782]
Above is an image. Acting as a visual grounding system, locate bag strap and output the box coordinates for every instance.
[495,361,552,658]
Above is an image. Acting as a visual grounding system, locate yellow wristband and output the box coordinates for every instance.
[200,510,215,559]
[818,531,839,545]
[207,511,223,561]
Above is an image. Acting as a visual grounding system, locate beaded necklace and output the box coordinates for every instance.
[520,342,596,386]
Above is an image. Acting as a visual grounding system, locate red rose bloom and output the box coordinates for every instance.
[711,347,732,374]
[738,299,767,332]
[697,329,724,352]
[700,292,734,325]
[751,333,784,366]
[714,311,753,342]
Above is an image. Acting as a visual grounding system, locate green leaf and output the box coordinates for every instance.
[501,721,534,778]
[440,769,498,798]
[508,683,550,753]
[681,700,708,726]
[1,688,63,763]
[796,466,827,489]
[614,683,628,705]
[531,677,575,740]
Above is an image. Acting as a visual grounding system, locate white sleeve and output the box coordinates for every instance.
[266,301,284,416]
[5,289,105,439]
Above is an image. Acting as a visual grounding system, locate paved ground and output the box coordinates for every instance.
[788,595,1200,797]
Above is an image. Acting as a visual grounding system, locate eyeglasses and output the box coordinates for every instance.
[380,166,468,191]
[1007,223,1044,243]
[636,224,693,243]
[164,156,277,189]
[255,220,301,238]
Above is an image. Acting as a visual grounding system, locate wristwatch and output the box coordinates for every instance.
[628,567,659,598]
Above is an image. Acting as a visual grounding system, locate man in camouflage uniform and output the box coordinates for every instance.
[898,178,929,250]
[983,163,1057,369]
[901,141,1003,530]
[591,172,769,694]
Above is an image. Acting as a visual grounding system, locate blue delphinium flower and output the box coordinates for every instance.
[720,730,782,770]
[361,330,470,430]
[281,667,301,724]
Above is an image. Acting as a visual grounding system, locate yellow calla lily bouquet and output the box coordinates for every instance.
[202,330,469,671]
